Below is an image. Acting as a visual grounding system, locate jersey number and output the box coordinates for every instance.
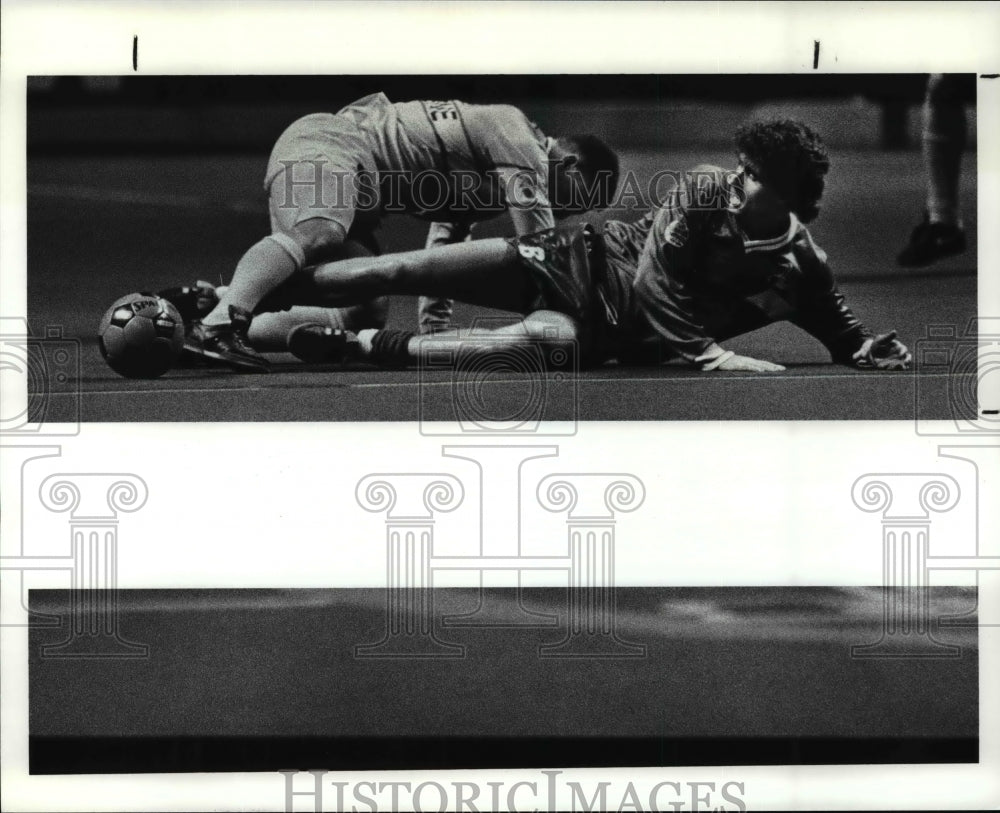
[518,244,546,262]
[427,101,459,122]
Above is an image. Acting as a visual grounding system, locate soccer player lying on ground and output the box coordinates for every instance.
[277,119,911,373]
[183,91,619,371]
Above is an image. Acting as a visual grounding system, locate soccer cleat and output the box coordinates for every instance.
[897,215,967,267]
[159,282,220,368]
[157,281,220,325]
[286,323,359,364]
[183,306,270,372]
[159,283,222,368]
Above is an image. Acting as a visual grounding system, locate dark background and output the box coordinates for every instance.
[28,73,941,153]
[25,74,979,421]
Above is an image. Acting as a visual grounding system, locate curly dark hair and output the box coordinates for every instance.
[734,119,830,223]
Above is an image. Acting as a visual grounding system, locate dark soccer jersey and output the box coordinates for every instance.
[598,165,871,364]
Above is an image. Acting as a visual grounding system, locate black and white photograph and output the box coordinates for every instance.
[3,3,999,812]
[27,585,979,776]
[26,73,978,422]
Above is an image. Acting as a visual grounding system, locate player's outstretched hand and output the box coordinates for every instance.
[852,330,912,371]
[701,351,785,372]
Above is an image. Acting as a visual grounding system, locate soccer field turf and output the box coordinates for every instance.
[29,586,978,773]
[26,148,978,422]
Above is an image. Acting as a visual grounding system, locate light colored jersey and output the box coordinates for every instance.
[340,93,555,234]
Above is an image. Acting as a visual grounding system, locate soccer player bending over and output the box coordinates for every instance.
[284,119,913,373]
[183,92,619,371]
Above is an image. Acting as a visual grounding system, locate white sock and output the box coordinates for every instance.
[357,328,378,357]
[201,308,232,327]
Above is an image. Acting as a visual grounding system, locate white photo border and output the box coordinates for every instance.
[2,1,999,811]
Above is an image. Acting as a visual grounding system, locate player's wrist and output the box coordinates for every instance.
[699,351,735,372]
[694,343,730,371]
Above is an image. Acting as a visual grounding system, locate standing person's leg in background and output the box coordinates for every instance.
[898,74,969,267]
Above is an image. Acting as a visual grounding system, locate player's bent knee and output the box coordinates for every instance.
[520,312,580,372]
[522,310,580,343]
[523,310,593,366]
[290,219,348,265]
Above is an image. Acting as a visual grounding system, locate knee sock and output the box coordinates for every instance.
[247,307,348,351]
[357,328,417,367]
[204,232,317,326]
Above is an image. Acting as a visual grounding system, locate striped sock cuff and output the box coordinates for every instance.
[369,329,416,368]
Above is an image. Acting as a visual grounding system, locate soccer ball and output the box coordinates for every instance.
[98,293,185,378]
